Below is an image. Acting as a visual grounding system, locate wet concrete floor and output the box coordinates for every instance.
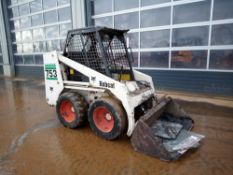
[0,77,233,175]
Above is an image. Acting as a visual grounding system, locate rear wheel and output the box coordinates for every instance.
[88,97,126,140]
[56,92,87,128]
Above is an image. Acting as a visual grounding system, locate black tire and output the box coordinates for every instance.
[88,97,126,140]
[56,92,87,129]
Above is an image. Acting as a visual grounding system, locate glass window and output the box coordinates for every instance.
[58,7,71,21]
[115,12,139,29]
[11,33,16,42]
[23,43,33,53]
[15,32,21,43]
[46,40,60,51]
[12,7,19,17]
[114,0,138,11]
[23,55,35,64]
[44,10,58,24]
[45,26,59,38]
[58,0,70,6]
[213,0,233,20]
[10,21,14,30]
[60,39,66,50]
[141,7,170,28]
[33,28,44,40]
[141,0,170,6]
[94,0,112,15]
[14,55,23,64]
[32,14,43,26]
[34,42,45,52]
[35,55,44,64]
[141,30,170,48]
[140,52,169,68]
[30,0,43,13]
[43,0,57,9]
[15,44,22,53]
[171,50,207,69]
[211,24,233,45]
[173,0,210,24]
[13,20,20,30]
[131,52,138,67]
[22,30,32,42]
[10,0,17,5]
[95,17,113,28]
[209,50,233,70]
[20,17,31,28]
[172,26,209,47]
[19,4,30,16]
[12,45,16,53]
[126,32,138,48]
[60,23,72,37]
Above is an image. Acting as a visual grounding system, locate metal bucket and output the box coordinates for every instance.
[131,96,204,161]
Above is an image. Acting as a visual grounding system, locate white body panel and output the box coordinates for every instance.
[133,69,155,92]
[43,51,155,136]
[43,52,64,105]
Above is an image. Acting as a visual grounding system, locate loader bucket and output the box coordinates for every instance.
[131,96,204,161]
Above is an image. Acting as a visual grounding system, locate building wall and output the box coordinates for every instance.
[14,66,43,78]
[142,70,233,96]
[90,0,233,95]
[0,66,3,75]
[7,0,72,73]
[91,0,233,71]
[1,0,233,95]
[0,26,3,74]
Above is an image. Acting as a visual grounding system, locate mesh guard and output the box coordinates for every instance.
[63,27,134,80]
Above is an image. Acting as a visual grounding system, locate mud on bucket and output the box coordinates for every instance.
[130,96,204,161]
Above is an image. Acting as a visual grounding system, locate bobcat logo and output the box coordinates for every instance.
[99,81,115,88]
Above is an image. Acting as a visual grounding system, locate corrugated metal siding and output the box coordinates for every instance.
[141,70,233,96]
[0,66,3,75]
[15,66,43,78]
[13,66,233,96]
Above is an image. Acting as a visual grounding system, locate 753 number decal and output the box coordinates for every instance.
[45,64,58,80]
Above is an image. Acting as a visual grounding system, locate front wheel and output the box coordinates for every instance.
[88,97,126,140]
[56,92,87,128]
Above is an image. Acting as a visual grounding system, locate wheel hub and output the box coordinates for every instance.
[105,113,112,121]
[93,107,114,133]
[60,100,76,123]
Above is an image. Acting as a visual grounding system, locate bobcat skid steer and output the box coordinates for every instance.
[43,27,204,161]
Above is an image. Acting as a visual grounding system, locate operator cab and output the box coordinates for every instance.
[63,26,134,82]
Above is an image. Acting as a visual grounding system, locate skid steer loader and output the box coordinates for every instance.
[43,27,204,161]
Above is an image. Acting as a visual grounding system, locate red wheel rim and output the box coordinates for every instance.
[93,107,114,133]
[60,100,76,122]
